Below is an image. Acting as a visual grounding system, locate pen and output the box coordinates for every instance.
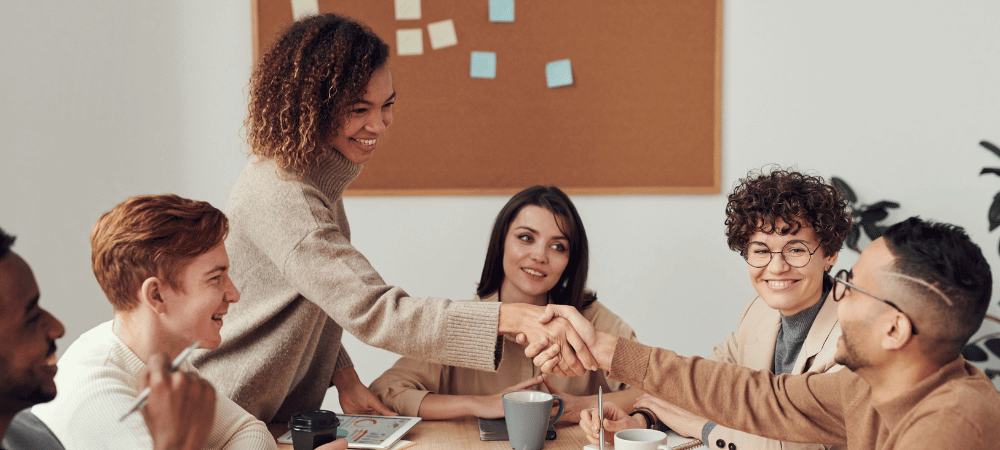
[598,386,604,450]
[119,340,201,421]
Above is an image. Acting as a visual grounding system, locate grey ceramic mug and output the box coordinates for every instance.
[501,390,565,450]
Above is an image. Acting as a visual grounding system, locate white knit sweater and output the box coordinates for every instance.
[32,321,275,450]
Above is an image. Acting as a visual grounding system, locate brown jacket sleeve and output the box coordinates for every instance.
[703,297,843,450]
[609,339,849,447]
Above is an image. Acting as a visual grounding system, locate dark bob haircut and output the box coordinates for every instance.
[477,186,595,310]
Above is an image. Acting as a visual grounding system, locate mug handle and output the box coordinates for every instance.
[548,395,566,427]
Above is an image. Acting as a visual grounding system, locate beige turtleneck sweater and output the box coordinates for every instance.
[194,152,503,423]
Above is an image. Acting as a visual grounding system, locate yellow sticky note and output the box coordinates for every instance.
[427,19,458,50]
[395,0,421,20]
[396,29,424,56]
[289,0,318,19]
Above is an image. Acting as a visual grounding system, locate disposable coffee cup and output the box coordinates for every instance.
[289,410,347,450]
[614,429,671,450]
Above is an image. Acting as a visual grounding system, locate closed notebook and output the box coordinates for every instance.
[477,417,556,441]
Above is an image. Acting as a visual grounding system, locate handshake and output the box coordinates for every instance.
[501,303,619,378]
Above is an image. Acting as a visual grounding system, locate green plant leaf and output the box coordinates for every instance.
[861,209,889,222]
[862,222,887,241]
[846,225,861,251]
[981,141,1000,160]
[990,193,1000,231]
[985,337,1000,357]
[831,177,857,203]
[868,201,900,210]
[964,343,989,362]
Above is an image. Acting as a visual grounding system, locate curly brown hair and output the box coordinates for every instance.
[725,167,852,257]
[246,13,389,175]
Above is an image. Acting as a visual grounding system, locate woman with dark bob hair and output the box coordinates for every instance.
[372,186,641,422]
[194,14,594,424]
[582,167,852,450]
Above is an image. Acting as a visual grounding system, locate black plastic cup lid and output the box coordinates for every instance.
[289,410,340,431]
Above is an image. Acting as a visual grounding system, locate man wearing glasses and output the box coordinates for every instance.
[556,217,1000,449]
[580,168,850,450]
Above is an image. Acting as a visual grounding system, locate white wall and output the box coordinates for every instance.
[0,1,251,359]
[2,1,998,413]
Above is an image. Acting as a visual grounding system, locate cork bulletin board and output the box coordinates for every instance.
[253,0,721,195]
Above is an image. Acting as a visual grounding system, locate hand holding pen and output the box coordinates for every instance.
[120,341,201,421]
[598,386,605,450]
[128,343,217,450]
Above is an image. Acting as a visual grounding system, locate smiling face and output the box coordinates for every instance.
[747,219,838,316]
[328,64,395,164]
[0,253,65,413]
[499,205,571,306]
[158,243,239,352]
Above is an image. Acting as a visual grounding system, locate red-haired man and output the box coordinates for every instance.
[0,226,216,450]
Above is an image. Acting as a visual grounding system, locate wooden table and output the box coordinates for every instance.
[271,417,591,449]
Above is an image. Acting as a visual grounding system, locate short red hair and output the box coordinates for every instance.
[90,194,228,311]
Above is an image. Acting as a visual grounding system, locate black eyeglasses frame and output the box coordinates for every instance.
[741,240,821,269]
[832,269,918,335]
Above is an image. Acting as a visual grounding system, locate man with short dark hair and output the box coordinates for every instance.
[0,226,217,450]
[554,217,1000,449]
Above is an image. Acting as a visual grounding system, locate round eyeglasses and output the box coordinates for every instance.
[741,241,819,268]
[832,269,918,335]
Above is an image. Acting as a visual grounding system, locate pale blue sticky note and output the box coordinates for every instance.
[470,51,497,79]
[545,59,573,88]
[489,0,514,22]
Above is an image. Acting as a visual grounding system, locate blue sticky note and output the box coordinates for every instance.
[489,0,514,22]
[471,51,497,79]
[545,59,573,88]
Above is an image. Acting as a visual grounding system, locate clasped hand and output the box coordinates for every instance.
[509,304,599,377]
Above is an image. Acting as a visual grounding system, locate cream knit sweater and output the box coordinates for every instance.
[195,152,503,423]
[32,321,275,450]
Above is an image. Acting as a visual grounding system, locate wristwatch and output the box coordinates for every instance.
[630,407,656,430]
[629,407,669,432]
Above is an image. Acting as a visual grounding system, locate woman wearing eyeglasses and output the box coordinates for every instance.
[582,167,852,450]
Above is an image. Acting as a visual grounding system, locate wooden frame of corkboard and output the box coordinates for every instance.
[252,0,722,195]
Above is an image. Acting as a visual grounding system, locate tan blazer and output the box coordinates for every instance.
[704,294,844,450]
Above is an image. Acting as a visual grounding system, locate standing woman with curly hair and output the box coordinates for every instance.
[581,167,852,450]
[193,13,595,425]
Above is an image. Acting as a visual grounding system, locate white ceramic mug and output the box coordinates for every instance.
[614,429,671,450]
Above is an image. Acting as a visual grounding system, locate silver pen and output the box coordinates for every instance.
[598,386,604,450]
[118,340,201,421]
